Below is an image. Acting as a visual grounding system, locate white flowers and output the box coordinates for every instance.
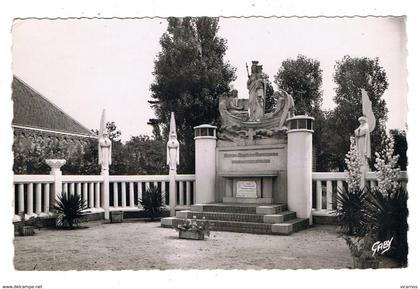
[345,137,363,191]
[374,135,400,194]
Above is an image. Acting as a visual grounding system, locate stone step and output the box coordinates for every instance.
[162,217,309,235]
[176,210,297,224]
[190,203,288,214]
[262,211,297,224]
[172,217,273,234]
[271,218,309,235]
[178,210,264,223]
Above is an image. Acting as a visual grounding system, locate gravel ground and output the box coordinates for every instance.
[14,221,353,270]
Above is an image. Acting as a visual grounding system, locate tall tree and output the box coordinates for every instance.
[150,17,236,173]
[122,135,166,175]
[330,55,389,171]
[274,55,323,116]
[274,55,330,170]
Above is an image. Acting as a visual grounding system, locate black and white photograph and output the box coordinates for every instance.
[1,1,419,289]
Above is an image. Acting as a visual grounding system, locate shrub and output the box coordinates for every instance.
[53,192,88,228]
[336,187,369,237]
[366,186,408,266]
[138,185,163,220]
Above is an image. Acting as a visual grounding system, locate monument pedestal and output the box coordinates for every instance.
[216,143,287,204]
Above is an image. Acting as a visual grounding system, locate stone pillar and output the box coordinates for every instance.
[286,116,314,224]
[102,170,110,220]
[167,112,179,217]
[46,159,66,212]
[169,170,176,216]
[98,109,111,220]
[194,124,217,204]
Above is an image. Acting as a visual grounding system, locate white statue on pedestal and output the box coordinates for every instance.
[354,89,376,171]
[167,112,179,171]
[98,109,112,172]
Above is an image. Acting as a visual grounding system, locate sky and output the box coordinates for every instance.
[12,17,407,141]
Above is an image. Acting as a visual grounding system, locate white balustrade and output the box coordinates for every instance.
[121,182,127,208]
[14,174,55,218]
[89,182,94,208]
[13,172,195,220]
[137,182,143,207]
[44,183,50,214]
[179,181,184,206]
[69,183,75,196]
[82,183,88,205]
[129,182,135,207]
[186,181,191,206]
[95,182,100,208]
[113,182,119,207]
[27,183,34,216]
[312,171,408,215]
[18,183,24,213]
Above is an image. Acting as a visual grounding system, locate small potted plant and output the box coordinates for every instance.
[15,211,37,237]
[175,216,210,240]
[344,231,380,269]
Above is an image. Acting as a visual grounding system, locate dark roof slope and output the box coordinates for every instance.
[12,76,96,137]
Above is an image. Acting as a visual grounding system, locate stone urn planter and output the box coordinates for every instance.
[110,211,124,223]
[353,257,380,269]
[179,230,205,240]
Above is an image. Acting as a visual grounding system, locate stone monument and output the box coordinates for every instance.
[98,109,111,220]
[210,61,313,218]
[354,89,376,188]
[167,112,179,216]
[98,110,112,172]
[162,60,314,234]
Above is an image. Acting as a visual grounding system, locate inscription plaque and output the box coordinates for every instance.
[236,181,257,198]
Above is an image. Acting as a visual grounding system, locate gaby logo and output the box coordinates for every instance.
[371,237,394,257]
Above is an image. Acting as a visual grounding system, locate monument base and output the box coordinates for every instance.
[216,143,287,204]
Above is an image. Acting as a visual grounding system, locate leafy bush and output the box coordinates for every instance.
[336,187,369,237]
[366,186,408,266]
[138,185,163,221]
[53,192,88,228]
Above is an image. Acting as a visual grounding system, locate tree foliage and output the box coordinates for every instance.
[274,55,323,116]
[274,55,330,170]
[390,129,407,170]
[150,17,236,173]
[13,121,166,176]
[329,56,389,171]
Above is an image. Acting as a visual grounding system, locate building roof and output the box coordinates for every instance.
[12,76,96,138]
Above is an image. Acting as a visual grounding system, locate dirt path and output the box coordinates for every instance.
[14,221,352,270]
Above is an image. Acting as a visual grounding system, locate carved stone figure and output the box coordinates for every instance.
[167,132,179,171]
[218,60,295,145]
[247,61,266,121]
[167,112,179,171]
[98,109,112,171]
[354,89,376,170]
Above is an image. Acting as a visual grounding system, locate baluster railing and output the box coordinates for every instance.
[13,173,195,220]
[312,171,408,215]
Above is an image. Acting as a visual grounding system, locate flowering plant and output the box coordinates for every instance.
[374,134,401,195]
[175,216,210,237]
[345,137,364,191]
